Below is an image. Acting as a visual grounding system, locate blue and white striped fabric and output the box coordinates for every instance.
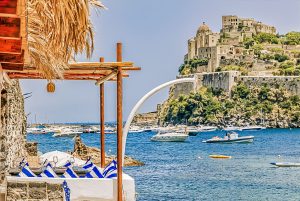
[83,158,104,178]
[62,161,78,178]
[18,162,37,177]
[103,160,117,178]
[40,162,58,178]
[85,166,104,178]
[82,158,94,171]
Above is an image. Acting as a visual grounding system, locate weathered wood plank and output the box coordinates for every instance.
[0,16,20,37]
[0,50,23,62]
[0,0,18,14]
[0,37,21,53]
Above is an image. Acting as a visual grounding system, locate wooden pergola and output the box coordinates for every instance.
[0,1,140,200]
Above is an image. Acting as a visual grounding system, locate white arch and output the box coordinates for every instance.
[122,77,196,165]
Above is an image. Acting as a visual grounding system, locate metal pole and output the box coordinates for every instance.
[116,43,123,201]
[100,57,105,168]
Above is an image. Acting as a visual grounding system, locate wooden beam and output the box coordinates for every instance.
[0,51,23,63]
[116,42,123,201]
[0,15,20,37]
[0,37,22,53]
[1,62,23,70]
[0,0,18,14]
[100,57,105,168]
[69,62,134,68]
[7,72,129,80]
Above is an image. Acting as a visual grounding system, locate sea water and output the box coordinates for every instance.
[27,129,300,201]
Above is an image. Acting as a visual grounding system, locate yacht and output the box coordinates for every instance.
[203,131,254,143]
[241,125,266,131]
[151,130,189,142]
[52,128,82,137]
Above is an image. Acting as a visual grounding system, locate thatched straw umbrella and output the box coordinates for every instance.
[26,0,105,79]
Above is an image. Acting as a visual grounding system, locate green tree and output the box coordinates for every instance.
[254,33,279,44]
[285,32,300,45]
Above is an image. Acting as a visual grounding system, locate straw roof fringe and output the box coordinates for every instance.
[27,0,104,79]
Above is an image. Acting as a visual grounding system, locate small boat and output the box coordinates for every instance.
[223,125,241,131]
[104,127,116,134]
[52,128,81,137]
[209,155,232,159]
[241,125,266,131]
[203,131,254,143]
[187,126,201,136]
[129,126,145,134]
[270,162,300,167]
[151,130,189,142]
[198,126,217,132]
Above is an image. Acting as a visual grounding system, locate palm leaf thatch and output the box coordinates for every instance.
[27,0,105,79]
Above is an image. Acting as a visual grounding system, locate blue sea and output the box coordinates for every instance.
[27,129,300,201]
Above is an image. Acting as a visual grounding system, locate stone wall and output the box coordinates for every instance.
[6,181,63,201]
[173,72,300,100]
[173,75,195,98]
[173,71,241,98]
[0,80,27,189]
[132,111,157,126]
[197,71,241,93]
[25,142,38,156]
[239,76,300,96]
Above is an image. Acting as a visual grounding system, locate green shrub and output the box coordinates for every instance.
[274,54,289,62]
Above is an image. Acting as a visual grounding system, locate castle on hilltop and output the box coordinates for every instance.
[186,15,277,72]
[173,15,300,98]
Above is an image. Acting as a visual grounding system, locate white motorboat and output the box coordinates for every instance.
[104,127,116,134]
[187,126,202,136]
[223,125,241,131]
[270,162,300,167]
[52,128,81,137]
[203,131,254,143]
[129,126,145,134]
[198,126,217,132]
[151,130,189,142]
[241,125,266,131]
[27,127,53,134]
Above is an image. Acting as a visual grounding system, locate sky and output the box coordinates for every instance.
[21,0,300,124]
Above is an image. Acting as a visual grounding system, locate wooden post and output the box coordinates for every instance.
[100,57,105,168]
[116,43,123,201]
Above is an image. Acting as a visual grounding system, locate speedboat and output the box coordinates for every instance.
[202,131,254,143]
[129,126,145,134]
[151,130,189,142]
[270,162,300,167]
[241,125,266,131]
[223,125,241,131]
[52,128,82,137]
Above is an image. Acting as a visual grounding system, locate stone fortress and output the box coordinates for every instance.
[174,15,300,98]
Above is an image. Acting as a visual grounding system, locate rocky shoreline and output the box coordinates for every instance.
[71,135,144,167]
